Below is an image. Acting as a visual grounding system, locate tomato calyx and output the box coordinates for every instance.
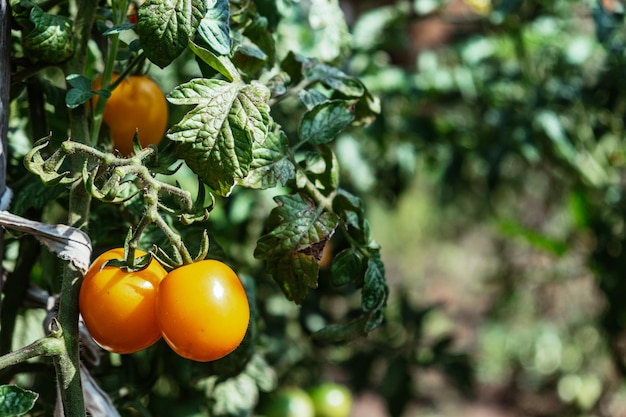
[151,229,211,271]
[100,252,153,273]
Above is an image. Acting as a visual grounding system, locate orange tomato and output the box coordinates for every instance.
[79,248,167,354]
[156,260,250,362]
[92,74,168,156]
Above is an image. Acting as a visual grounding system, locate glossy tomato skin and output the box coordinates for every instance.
[93,74,168,156]
[156,260,250,362]
[263,388,315,417]
[309,383,353,417]
[79,248,167,354]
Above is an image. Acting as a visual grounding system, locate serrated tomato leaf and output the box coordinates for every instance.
[136,0,206,68]
[208,353,276,417]
[331,248,363,287]
[237,129,295,189]
[65,88,94,109]
[167,79,271,195]
[23,6,74,63]
[189,41,239,81]
[255,193,340,303]
[197,0,231,55]
[0,385,38,417]
[281,52,365,97]
[308,63,365,98]
[312,250,387,343]
[362,250,388,312]
[299,100,355,145]
[66,74,96,108]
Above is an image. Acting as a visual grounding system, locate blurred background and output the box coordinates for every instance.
[278,0,626,416]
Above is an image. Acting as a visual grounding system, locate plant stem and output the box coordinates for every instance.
[0,336,64,369]
[90,0,130,146]
[302,173,335,213]
[58,0,98,416]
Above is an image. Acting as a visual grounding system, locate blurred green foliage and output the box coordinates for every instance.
[326,0,626,416]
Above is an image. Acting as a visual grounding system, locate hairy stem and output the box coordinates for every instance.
[57,0,99,416]
[0,336,64,370]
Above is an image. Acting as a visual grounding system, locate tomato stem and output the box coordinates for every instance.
[124,214,151,268]
[301,172,336,214]
[0,335,65,370]
[151,212,194,265]
[57,0,99,415]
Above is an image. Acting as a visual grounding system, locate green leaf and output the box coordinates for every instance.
[66,74,91,90]
[281,52,365,97]
[0,385,38,417]
[299,89,328,109]
[362,250,387,312]
[300,146,340,191]
[311,314,372,343]
[102,23,136,36]
[306,63,365,98]
[299,100,355,145]
[333,196,360,229]
[11,180,67,216]
[136,0,206,68]
[197,0,231,55]
[353,88,381,127]
[244,352,277,393]
[313,250,387,343]
[189,41,240,81]
[237,129,295,189]
[207,354,276,417]
[231,13,275,77]
[167,79,271,195]
[65,88,94,109]
[332,189,373,244]
[255,193,340,303]
[331,248,363,287]
[307,0,352,62]
[65,74,96,109]
[11,0,34,30]
[210,373,257,417]
[22,6,73,64]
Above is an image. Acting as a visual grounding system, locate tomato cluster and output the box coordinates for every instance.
[79,249,250,361]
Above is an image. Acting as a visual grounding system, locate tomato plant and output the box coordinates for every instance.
[1,0,390,415]
[92,74,168,156]
[78,248,167,354]
[308,383,352,417]
[156,260,250,362]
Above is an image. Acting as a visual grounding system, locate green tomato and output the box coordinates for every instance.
[309,383,353,417]
[263,387,315,417]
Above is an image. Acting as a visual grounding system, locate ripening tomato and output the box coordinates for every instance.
[79,248,167,354]
[92,74,168,156]
[309,383,353,417]
[263,388,315,417]
[156,260,250,362]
